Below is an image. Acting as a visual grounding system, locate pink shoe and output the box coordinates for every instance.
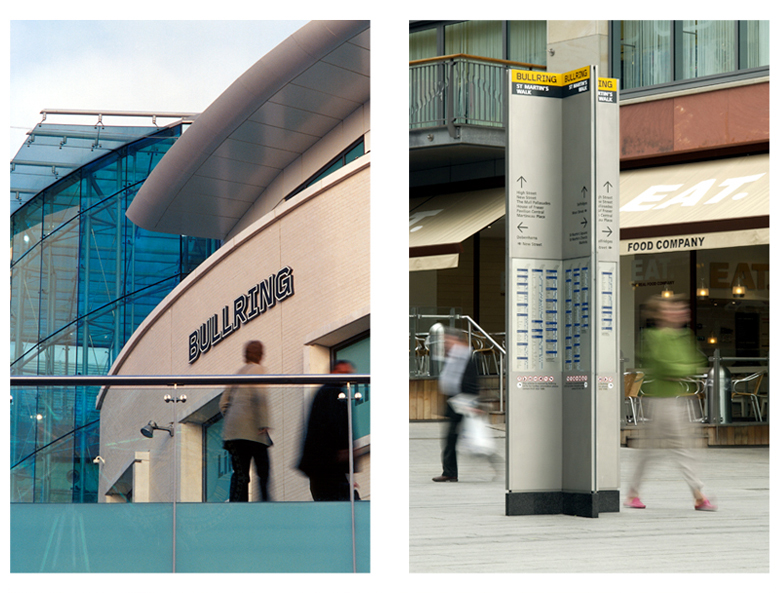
[695,497,717,511]
[624,496,646,509]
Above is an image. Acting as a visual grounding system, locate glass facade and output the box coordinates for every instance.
[613,20,769,91]
[10,124,220,502]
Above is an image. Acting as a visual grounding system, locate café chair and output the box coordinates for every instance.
[623,371,645,425]
[414,335,429,376]
[677,375,706,422]
[471,335,498,375]
[731,372,764,422]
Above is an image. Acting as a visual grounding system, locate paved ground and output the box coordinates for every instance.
[409,421,770,573]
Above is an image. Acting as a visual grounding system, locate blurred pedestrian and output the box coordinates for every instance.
[220,340,272,502]
[625,295,716,511]
[298,360,360,501]
[432,329,500,482]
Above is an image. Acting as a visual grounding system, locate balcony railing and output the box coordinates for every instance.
[409,54,546,133]
[10,374,370,573]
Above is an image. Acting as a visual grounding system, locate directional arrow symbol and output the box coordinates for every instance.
[603,226,613,237]
[581,186,588,198]
[603,181,613,192]
[517,176,527,187]
[517,222,528,232]
[581,217,588,228]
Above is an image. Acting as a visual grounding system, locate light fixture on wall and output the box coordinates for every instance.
[661,284,673,298]
[732,278,746,298]
[696,279,709,299]
[140,421,174,438]
[707,332,718,345]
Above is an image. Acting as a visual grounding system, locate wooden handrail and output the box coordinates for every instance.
[409,53,546,70]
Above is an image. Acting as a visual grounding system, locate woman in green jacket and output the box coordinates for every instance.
[625,295,717,511]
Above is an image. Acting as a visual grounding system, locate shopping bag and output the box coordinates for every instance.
[459,409,496,456]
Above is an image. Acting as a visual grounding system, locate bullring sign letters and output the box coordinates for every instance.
[188,266,294,364]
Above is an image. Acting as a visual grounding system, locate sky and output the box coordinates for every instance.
[9,20,309,159]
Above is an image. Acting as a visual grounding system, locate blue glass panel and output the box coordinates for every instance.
[80,149,125,209]
[120,276,179,344]
[38,217,79,344]
[128,223,182,289]
[11,502,369,572]
[174,502,370,572]
[344,140,365,165]
[43,172,81,236]
[11,503,174,572]
[127,134,178,187]
[10,387,38,466]
[10,243,42,365]
[11,195,43,264]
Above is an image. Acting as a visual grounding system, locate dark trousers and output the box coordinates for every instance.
[442,401,464,478]
[309,473,361,502]
[225,439,270,502]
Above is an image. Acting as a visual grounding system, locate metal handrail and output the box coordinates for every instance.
[410,53,546,70]
[10,373,370,387]
[410,55,514,131]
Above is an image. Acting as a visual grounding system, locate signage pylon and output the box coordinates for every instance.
[505,65,620,518]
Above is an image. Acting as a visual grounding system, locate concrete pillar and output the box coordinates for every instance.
[132,451,151,502]
[547,21,610,74]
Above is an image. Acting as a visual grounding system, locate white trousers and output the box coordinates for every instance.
[629,397,705,496]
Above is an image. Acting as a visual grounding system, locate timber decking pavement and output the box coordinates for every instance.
[409,421,771,573]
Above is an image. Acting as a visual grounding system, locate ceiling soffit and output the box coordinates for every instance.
[127,21,369,239]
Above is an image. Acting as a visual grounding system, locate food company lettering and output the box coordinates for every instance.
[188,266,294,364]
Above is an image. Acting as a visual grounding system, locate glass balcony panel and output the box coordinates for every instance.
[10,501,369,572]
[11,503,174,572]
[174,501,369,572]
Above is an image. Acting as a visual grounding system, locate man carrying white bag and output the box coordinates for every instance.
[432,328,503,482]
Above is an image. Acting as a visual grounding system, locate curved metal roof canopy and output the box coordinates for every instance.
[127,20,370,239]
